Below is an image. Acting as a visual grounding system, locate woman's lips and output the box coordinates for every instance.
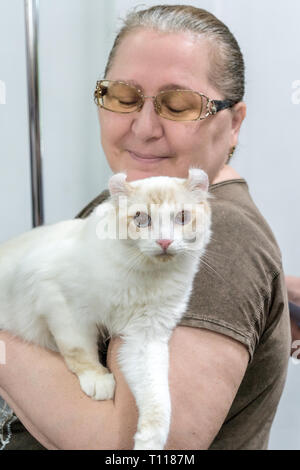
[128,150,168,163]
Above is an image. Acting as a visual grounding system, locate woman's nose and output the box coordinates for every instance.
[131,98,164,140]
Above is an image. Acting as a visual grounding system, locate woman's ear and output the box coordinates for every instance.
[230,101,247,147]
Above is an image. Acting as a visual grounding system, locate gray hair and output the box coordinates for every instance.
[104,4,245,103]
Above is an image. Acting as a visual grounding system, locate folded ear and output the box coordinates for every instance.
[184,167,209,194]
[108,172,132,198]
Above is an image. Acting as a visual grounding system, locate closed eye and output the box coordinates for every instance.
[119,100,139,105]
[166,106,187,113]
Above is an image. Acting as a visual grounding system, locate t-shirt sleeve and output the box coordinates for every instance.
[179,193,283,364]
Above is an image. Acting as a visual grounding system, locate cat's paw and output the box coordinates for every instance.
[133,438,164,451]
[133,432,165,450]
[78,370,115,400]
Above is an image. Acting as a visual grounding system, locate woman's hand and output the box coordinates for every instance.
[286,275,300,357]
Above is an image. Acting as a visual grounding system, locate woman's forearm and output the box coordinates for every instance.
[0,384,57,449]
[0,330,131,450]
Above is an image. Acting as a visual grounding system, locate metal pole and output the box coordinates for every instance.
[24,0,44,227]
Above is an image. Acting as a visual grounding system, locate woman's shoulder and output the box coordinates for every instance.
[208,169,283,277]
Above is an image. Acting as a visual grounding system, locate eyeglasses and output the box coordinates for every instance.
[94,80,237,122]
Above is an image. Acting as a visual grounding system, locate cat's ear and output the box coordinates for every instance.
[184,168,209,194]
[108,172,132,198]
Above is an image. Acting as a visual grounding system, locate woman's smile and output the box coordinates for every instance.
[128,150,171,164]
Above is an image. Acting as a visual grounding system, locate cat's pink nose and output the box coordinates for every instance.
[156,239,173,252]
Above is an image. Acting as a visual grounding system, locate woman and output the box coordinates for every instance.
[0,5,291,450]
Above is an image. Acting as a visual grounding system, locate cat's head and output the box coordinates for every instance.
[105,168,212,265]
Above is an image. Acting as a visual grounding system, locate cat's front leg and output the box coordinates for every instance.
[118,335,171,450]
[47,317,115,401]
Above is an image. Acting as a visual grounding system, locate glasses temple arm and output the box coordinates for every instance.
[213,99,237,112]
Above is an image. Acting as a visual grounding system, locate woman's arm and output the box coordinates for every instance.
[286,275,300,356]
[0,325,249,450]
[0,330,125,450]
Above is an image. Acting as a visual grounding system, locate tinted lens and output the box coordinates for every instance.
[97,81,141,113]
[157,90,205,121]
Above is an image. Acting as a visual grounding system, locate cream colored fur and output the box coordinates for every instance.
[0,168,212,450]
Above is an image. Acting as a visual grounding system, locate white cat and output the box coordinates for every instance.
[0,168,212,450]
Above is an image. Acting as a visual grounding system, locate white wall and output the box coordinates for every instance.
[0,0,115,241]
[0,0,300,449]
[38,0,114,224]
[0,0,32,241]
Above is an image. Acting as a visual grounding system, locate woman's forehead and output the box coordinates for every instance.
[109,29,210,69]
[107,29,212,93]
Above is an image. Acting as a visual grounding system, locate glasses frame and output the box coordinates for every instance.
[94,80,237,122]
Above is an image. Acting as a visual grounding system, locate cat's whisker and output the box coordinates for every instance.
[183,251,226,284]
[201,253,229,270]
[200,259,226,283]
[121,254,141,278]
[122,251,145,278]
[203,248,232,261]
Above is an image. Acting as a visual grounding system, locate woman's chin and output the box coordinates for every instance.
[110,153,189,181]
[122,164,176,182]
[125,170,162,182]
[118,152,174,181]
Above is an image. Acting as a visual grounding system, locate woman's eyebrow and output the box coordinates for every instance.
[120,79,193,92]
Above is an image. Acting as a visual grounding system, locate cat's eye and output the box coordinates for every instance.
[175,210,191,225]
[133,211,151,228]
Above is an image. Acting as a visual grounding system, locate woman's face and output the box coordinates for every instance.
[98,29,246,183]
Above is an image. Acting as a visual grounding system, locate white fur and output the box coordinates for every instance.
[0,168,211,450]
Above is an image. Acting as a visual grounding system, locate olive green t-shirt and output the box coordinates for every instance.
[2,179,291,450]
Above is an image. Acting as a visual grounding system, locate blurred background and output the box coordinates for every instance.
[0,0,299,449]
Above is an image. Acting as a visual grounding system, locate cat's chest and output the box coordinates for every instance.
[103,263,192,309]
[109,278,162,308]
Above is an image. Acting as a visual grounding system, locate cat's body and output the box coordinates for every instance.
[0,169,211,450]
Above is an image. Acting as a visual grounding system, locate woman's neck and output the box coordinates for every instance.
[212,165,242,185]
